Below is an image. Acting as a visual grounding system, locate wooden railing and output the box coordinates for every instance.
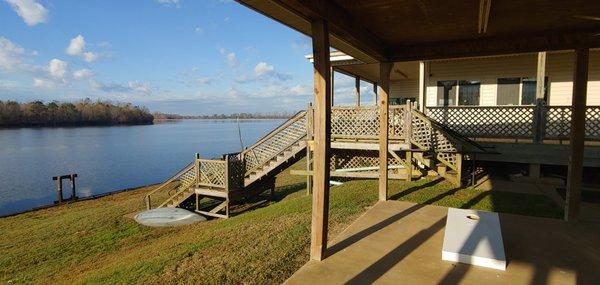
[145,162,195,209]
[331,105,405,140]
[241,111,307,174]
[426,103,600,141]
[330,103,480,172]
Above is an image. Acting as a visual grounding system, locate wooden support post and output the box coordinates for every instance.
[379,62,393,201]
[331,67,335,107]
[455,153,463,187]
[565,47,589,222]
[418,61,427,112]
[404,101,413,144]
[529,163,541,180]
[405,151,413,182]
[54,177,63,203]
[355,76,361,106]
[310,19,332,261]
[533,51,547,144]
[532,99,545,143]
[306,103,314,195]
[195,153,201,186]
[373,83,378,106]
[69,174,77,200]
[536,52,546,101]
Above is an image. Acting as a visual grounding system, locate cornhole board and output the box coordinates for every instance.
[442,208,506,270]
[135,208,206,227]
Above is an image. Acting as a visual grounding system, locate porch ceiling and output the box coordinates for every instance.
[236,0,600,62]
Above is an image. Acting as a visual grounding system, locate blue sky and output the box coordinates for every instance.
[0,0,373,114]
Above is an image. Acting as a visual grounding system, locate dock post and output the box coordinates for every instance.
[53,176,63,203]
[306,102,313,195]
[69,174,78,200]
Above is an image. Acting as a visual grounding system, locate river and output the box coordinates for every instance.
[0,119,284,216]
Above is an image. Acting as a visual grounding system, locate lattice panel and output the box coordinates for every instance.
[227,154,245,190]
[330,149,401,171]
[244,112,307,171]
[331,107,379,138]
[199,159,227,187]
[587,107,600,140]
[177,164,197,191]
[389,107,405,139]
[427,106,534,138]
[330,106,405,139]
[544,106,571,138]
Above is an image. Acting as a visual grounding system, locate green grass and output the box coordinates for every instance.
[0,161,562,284]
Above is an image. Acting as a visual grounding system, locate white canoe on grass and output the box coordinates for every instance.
[134,208,206,227]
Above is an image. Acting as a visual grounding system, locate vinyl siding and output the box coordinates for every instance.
[390,79,418,100]
[388,51,600,107]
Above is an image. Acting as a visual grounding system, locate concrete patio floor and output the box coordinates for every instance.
[285,201,600,285]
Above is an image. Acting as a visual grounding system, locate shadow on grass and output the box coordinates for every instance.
[388,178,445,201]
[230,182,307,215]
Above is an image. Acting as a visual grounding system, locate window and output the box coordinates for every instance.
[521,77,537,105]
[436,80,457,106]
[497,78,520,105]
[496,77,549,105]
[458,80,481,105]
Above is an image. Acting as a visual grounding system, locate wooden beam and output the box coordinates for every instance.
[565,47,589,222]
[536,52,546,101]
[310,19,332,261]
[355,76,361,106]
[269,0,389,61]
[418,61,427,112]
[379,62,393,201]
[478,0,492,34]
[373,83,378,106]
[331,68,335,107]
[391,30,600,61]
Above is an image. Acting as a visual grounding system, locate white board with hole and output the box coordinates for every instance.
[442,208,506,270]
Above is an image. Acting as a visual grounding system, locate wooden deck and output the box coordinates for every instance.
[285,201,600,285]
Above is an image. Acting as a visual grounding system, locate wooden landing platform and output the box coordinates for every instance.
[285,201,600,285]
[474,142,600,167]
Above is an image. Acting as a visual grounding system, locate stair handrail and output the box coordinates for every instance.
[156,180,196,208]
[145,162,194,209]
[244,134,306,176]
[412,109,488,153]
[240,110,306,158]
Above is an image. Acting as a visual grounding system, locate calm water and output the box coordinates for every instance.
[0,119,283,216]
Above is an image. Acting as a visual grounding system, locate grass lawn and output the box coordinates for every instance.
[0,161,562,284]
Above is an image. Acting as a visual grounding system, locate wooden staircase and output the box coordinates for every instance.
[145,104,488,218]
[144,111,308,218]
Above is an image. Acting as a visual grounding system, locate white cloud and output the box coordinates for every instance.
[156,0,179,7]
[196,77,212,84]
[66,35,85,56]
[47,59,67,78]
[254,62,273,77]
[194,26,203,33]
[73,68,92,79]
[90,79,153,94]
[219,48,237,67]
[0,37,25,71]
[253,61,292,81]
[83,52,100,62]
[128,81,151,93]
[65,35,102,62]
[5,0,49,26]
[289,85,309,96]
[33,77,55,89]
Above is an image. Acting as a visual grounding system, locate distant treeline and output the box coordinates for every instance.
[0,100,154,127]
[153,111,295,120]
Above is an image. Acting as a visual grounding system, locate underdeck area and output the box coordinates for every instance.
[285,200,600,285]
